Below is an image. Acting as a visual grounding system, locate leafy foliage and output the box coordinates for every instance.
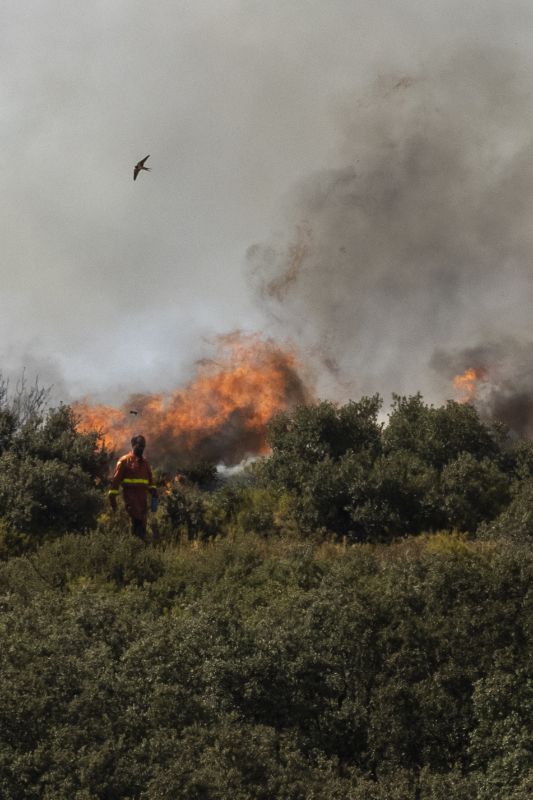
[478,478,533,542]
[0,530,532,797]
[0,377,109,553]
[255,394,518,539]
[1,377,533,795]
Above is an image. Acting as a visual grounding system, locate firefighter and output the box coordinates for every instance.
[108,434,158,541]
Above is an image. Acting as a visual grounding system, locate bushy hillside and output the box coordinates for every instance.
[3,388,533,556]
[1,531,532,799]
[0,379,109,557]
[1,383,533,797]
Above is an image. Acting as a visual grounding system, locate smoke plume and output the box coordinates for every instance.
[248,48,533,405]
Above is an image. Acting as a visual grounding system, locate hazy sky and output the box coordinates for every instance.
[3,1,533,405]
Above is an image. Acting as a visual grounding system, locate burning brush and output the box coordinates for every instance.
[74,332,312,470]
[435,339,533,439]
[452,366,488,404]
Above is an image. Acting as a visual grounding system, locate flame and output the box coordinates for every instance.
[452,366,488,403]
[74,332,311,468]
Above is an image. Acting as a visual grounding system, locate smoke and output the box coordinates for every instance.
[77,44,533,456]
[248,48,533,405]
[7,3,533,455]
[0,350,71,408]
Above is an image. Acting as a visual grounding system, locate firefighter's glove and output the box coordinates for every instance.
[109,494,118,513]
[150,495,159,513]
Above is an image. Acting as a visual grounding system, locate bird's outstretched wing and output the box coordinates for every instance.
[133,154,150,180]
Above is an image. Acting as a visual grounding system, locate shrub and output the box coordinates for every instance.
[0,380,109,550]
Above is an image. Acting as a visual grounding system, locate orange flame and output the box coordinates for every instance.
[74,333,311,468]
[452,366,488,403]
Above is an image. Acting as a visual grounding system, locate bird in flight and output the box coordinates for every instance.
[133,155,150,181]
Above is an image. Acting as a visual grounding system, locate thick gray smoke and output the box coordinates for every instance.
[248,48,533,407]
[6,2,533,439]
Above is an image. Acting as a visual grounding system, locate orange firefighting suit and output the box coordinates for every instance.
[108,452,157,532]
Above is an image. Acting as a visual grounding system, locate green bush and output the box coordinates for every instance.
[258,394,520,538]
[0,532,532,797]
[0,453,102,539]
[0,383,109,551]
[478,479,533,542]
[439,452,510,531]
[2,379,533,795]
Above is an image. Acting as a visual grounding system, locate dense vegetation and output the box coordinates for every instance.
[0,378,108,557]
[0,382,532,798]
